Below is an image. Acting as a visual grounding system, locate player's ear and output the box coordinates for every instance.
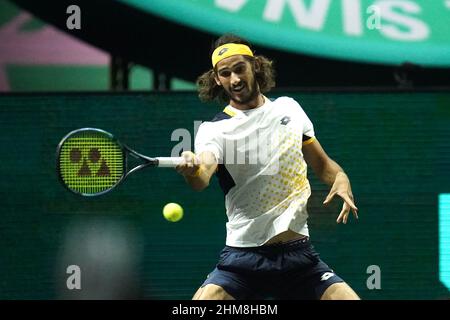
[213,71,221,86]
[254,57,261,73]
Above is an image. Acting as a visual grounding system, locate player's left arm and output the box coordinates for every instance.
[303,138,358,224]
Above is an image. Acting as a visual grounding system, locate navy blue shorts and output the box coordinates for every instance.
[201,238,344,300]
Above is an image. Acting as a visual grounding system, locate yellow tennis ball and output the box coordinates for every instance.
[163,203,184,222]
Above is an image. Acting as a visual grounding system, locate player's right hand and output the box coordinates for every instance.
[176,151,201,177]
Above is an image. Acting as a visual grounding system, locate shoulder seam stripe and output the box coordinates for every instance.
[223,106,236,117]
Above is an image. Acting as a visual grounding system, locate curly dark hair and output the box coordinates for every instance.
[197,34,276,103]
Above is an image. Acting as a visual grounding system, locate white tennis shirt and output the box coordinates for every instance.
[195,96,316,247]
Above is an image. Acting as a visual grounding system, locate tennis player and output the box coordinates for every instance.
[176,34,360,300]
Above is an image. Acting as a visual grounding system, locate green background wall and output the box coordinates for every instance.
[0,91,449,299]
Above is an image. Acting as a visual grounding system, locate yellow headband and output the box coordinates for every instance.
[211,43,254,68]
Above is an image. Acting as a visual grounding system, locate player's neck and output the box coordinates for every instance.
[230,93,265,111]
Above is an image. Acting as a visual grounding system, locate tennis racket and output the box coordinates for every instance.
[56,128,183,196]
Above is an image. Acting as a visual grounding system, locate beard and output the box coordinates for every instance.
[227,78,259,105]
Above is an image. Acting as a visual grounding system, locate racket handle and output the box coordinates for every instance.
[156,157,184,167]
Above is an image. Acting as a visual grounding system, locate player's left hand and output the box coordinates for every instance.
[323,172,358,224]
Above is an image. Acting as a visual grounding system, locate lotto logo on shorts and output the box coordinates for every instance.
[320,272,335,281]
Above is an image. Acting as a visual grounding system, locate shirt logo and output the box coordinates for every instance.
[320,272,335,281]
[280,116,291,125]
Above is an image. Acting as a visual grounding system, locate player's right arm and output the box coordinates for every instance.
[176,150,218,191]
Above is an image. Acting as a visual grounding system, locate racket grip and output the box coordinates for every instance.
[156,157,184,167]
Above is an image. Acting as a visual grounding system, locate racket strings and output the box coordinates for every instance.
[59,132,124,195]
